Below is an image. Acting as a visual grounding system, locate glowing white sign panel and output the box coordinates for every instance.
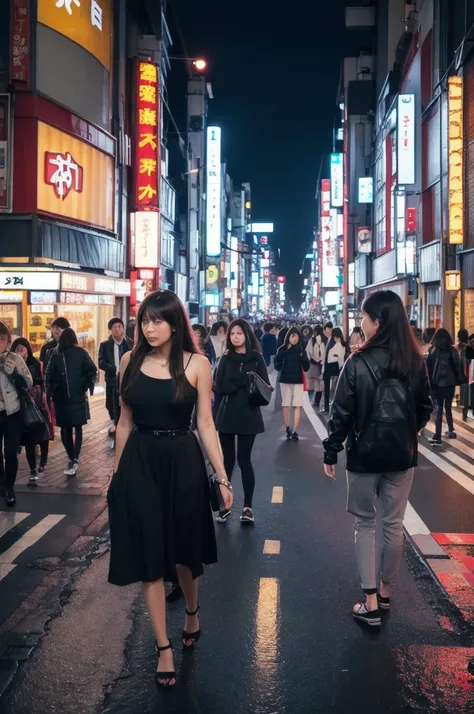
[330,153,343,207]
[134,211,159,268]
[358,177,373,203]
[397,95,415,185]
[250,223,274,233]
[206,127,222,257]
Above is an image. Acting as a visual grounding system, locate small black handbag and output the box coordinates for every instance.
[248,371,272,407]
[20,390,47,432]
[207,461,224,512]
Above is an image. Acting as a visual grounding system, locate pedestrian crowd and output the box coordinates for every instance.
[1,286,471,688]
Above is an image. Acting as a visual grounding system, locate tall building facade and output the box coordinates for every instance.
[318,0,474,337]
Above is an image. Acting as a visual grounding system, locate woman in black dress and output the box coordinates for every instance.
[109,290,232,689]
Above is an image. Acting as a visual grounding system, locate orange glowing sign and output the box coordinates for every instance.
[136,61,159,210]
[38,0,113,72]
[37,121,114,232]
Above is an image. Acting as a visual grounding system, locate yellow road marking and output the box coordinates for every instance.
[263,539,281,555]
[271,487,283,504]
[256,577,279,670]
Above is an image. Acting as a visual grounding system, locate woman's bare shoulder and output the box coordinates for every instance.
[187,352,210,372]
[120,351,132,369]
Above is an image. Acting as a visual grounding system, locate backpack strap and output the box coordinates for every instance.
[358,351,383,385]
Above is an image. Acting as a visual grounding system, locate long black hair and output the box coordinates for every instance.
[58,328,78,351]
[283,326,304,349]
[121,290,201,403]
[312,324,326,345]
[360,290,422,377]
[225,318,262,354]
[11,337,34,364]
[192,323,210,346]
[326,327,346,354]
[431,328,453,352]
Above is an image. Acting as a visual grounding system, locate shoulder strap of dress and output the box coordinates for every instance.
[185,353,193,371]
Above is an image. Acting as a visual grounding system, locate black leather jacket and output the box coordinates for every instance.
[323,346,433,472]
[426,346,463,388]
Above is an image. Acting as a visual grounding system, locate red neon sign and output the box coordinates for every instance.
[135,62,159,210]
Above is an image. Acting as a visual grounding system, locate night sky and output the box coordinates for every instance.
[170,0,353,306]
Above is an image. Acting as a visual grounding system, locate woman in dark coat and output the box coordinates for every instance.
[12,337,52,483]
[45,328,97,477]
[274,327,310,440]
[213,318,270,525]
[427,328,464,445]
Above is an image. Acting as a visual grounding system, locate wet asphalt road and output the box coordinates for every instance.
[2,404,474,714]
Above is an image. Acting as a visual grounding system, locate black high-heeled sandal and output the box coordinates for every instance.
[182,605,201,649]
[155,640,176,689]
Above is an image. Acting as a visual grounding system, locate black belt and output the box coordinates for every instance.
[135,425,190,438]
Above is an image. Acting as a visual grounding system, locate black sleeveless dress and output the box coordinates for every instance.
[107,370,217,586]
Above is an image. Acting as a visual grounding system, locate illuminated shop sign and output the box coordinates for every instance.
[134,211,159,269]
[206,126,222,257]
[397,94,415,185]
[0,271,60,290]
[320,180,339,289]
[37,121,114,231]
[135,62,159,211]
[330,153,343,208]
[38,0,113,72]
[358,177,373,204]
[448,77,463,245]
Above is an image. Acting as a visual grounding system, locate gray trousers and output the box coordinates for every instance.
[346,469,414,592]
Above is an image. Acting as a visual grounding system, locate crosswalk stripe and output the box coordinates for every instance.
[424,423,474,461]
[419,444,474,497]
[0,511,30,539]
[0,564,16,583]
[423,440,474,479]
[0,514,66,565]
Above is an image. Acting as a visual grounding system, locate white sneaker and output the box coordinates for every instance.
[64,460,79,476]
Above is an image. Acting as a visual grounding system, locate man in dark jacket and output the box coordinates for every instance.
[98,318,133,434]
[39,317,70,373]
[260,323,278,366]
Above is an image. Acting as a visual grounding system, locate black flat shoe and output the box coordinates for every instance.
[155,640,176,689]
[5,487,15,507]
[182,605,201,649]
[352,602,381,627]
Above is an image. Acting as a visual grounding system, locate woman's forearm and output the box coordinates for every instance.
[113,422,133,472]
[197,417,227,481]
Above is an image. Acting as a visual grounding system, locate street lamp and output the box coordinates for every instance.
[169,56,207,73]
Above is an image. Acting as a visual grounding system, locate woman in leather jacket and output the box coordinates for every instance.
[323,290,432,628]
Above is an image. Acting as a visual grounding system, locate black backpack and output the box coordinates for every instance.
[355,353,417,473]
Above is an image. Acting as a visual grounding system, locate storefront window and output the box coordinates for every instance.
[463,289,474,335]
[0,304,22,337]
[56,304,113,365]
[27,306,55,357]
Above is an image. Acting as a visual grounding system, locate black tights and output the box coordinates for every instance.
[219,433,256,508]
[25,440,49,472]
[61,426,83,462]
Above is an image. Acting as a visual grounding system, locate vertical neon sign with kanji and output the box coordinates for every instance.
[136,61,159,210]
